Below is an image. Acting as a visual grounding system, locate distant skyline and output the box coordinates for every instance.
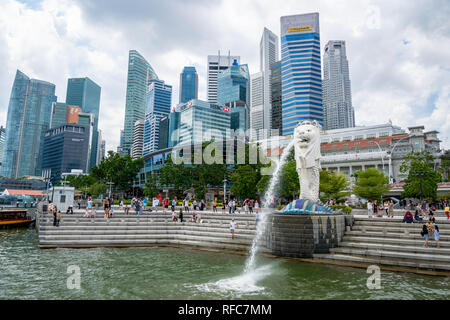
[0,0,449,152]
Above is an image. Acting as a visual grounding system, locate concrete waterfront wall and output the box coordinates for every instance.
[265,213,347,258]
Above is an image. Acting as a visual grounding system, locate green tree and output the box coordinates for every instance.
[352,168,390,202]
[400,151,441,200]
[319,170,351,202]
[88,182,107,198]
[143,174,159,199]
[230,165,259,199]
[90,151,144,196]
[256,161,299,201]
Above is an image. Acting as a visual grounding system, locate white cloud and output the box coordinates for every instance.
[0,0,448,154]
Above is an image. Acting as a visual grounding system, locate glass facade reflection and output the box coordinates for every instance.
[179,67,198,103]
[1,70,56,178]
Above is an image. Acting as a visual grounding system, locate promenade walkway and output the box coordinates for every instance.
[37,208,450,275]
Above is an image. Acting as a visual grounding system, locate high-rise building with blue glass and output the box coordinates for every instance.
[121,50,158,156]
[1,70,56,178]
[65,77,101,171]
[143,79,172,156]
[217,59,250,132]
[280,13,323,136]
[179,67,198,104]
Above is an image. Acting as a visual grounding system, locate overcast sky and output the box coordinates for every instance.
[0,0,449,152]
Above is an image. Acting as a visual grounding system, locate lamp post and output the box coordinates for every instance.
[373,141,386,174]
[412,171,428,201]
[223,177,227,205]
[387,136,409,184]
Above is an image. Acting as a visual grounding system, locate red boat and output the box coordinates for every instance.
[0,209,35,229]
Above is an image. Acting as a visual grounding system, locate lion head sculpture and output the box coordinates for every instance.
[293,120,321,170]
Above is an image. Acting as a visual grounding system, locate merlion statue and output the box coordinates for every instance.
[293,120,321,202]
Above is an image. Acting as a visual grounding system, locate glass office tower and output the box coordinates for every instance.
[143,79,172,155]
[66,77,101,171]
[217,59,250,132]
[121,50,158,156]
[270,60,282,135]
[179,67,198,103]
[280,13,323,136]
[1,70,56,178]
[323,40,355,130]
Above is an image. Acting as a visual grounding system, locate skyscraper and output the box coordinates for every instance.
[323,40,355,130]
[131,120,144,160]
[207,52,240,103]
[217,59,250,132]
[270,60,282,134]
[0,126,5,171]
[250,72,264,140]
[41,123,91,184]
[121,50,158,156]
[143,79,172,156]
[260,28,279,136]
[1,70,56,178]
[65,77,101,171]
[280,13,323,136]
[179,67,198,103]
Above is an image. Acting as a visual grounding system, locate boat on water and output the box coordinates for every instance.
[0,208,35,229]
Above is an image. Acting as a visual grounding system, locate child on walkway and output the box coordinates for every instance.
[445,207,450,220]
[434,225,440,249]
[230,218,236,239]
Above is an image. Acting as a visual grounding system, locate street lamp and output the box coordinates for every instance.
[412,171,429,201]
[223,177,227,205]
[387,136,409,184]
[373,141,386,174]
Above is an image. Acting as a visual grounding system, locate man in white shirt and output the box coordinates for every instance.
[153,198,159,213]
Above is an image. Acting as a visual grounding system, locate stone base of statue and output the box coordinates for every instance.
[265,199,347,258]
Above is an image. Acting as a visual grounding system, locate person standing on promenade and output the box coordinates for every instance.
[230,218,237,239]
[222,200,226,214]
[445,206,450,220]
[434,225,440,249]
[77,199,81,210]
[124,202,129,215]
[367,200,373,218]
[249,199,253,214]
[135,199,140,215]
[388,200,394,218]
[171,198,176,212]
[119,199,123,211]
[139,199,144,215]
[244,200,249,214]
[228,199,233,214]
[56,210,61,227]
[255,200,259,214]
[373,200,378,217]
[179,208,183,223]
[103,198,110,219]
[87,197,93,216]
[184,198,190,214]
[193,199,197,212]
[213,199,217,213]
[153,197,159,213]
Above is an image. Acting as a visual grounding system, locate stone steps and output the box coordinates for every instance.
[343,230,450,241]
[37,213,259,251]
[316,215,450,273]
[313,253,450,272]
[331,247,450,263]
[336,241,450,255]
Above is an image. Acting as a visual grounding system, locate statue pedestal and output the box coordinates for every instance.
[265,213,346,258]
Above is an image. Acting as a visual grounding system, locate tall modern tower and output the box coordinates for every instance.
[260,28,279,136]
[179,67,198,103]
[207,52,240,103]
[131,120,145,160]
[143,79,172,156]
[270,60,282,134]
[121,50,158,156]
[323,40,355,130]
[280,13,323,136]
[217,59,250,132]
[0,126,5,170]
[66,77,101,171]
[1,70,56,178]
[250,72,264,140]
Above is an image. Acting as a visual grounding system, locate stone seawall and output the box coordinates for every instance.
[265,214,347,258]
